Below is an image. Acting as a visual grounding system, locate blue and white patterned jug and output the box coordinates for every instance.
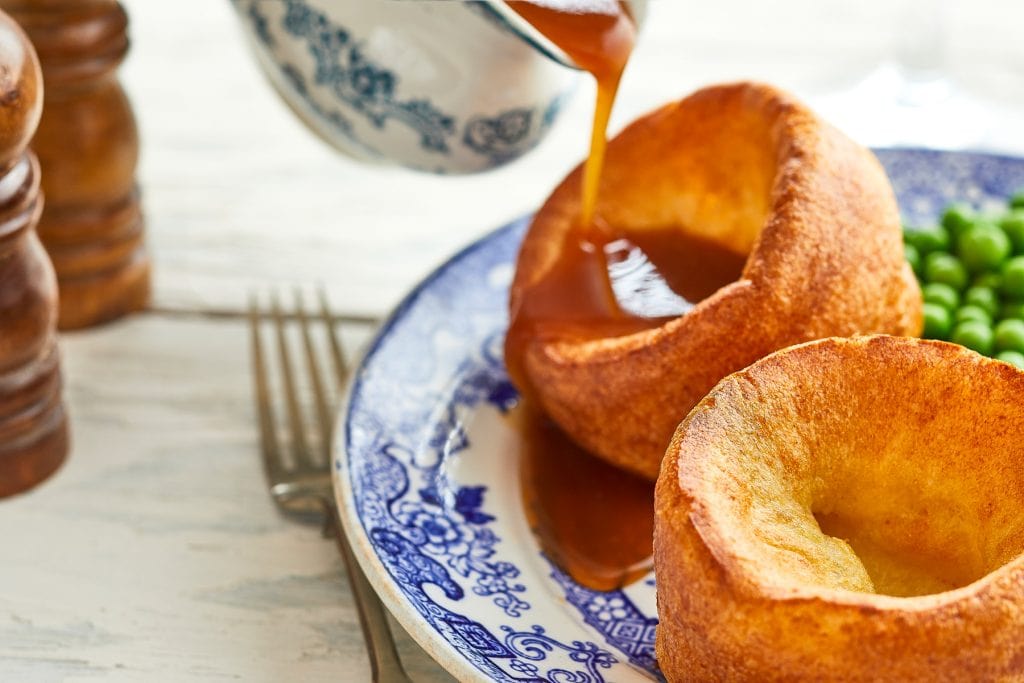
[231,0,645,174]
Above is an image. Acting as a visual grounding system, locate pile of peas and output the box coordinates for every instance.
[904,190,1024,369]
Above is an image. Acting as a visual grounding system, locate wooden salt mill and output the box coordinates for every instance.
[0,9,69,497]
[2,0,148,329]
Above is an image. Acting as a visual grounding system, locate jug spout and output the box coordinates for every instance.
[479,0,648,71]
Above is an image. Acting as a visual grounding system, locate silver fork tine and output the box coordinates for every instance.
[249,297,286,488]
[319,288,349,388]
[296,289,332,463]
[271,292,311,467]
[253,290,413,682]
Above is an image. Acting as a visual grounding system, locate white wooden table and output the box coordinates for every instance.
[1,0,1022,680]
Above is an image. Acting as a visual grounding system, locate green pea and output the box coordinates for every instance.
[956,305,993,325]
[904,225,950,255]
[971,217,1002,231]
[922,282,960,311]
[923,252,968,290]
[974,272,1003,289]
[1000,210,1024,253]
[1001,301,1024,320]
[996,350,1024,369]
[922,303,953,340]
[904,243,921,276]
[942,203,975,236]
[963,286,1000,317]
[957,226,1012,273]
[1002,256,1024,299]
[1010,192,1024,210]
[994,319,1024,353]
[951,320,995,355]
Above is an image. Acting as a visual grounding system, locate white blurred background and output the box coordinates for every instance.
[626,0,1024,151]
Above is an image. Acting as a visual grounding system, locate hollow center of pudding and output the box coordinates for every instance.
[799,434,1024,598]
[503,224,748,398]
[605,231,747,318]
[505,90,777,395]
[764,440,1024,599]
[796,426,1024,598]
[699,343,1024,599]
[810,508,984,597]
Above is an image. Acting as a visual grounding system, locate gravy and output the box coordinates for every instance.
[515,402,655,591]
[504,1,747,591]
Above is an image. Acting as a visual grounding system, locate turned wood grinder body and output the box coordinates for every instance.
[0,8,68,496]
[2,0,149,329]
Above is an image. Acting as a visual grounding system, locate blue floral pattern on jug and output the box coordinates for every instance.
[463,110,534,164]
[235,0,571,173]
[246,3,273,46]
[279,63,357,141]
[273,0,455,153]
[339,150,1024,681]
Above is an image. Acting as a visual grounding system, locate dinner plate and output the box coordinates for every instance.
[334,148,1024,682]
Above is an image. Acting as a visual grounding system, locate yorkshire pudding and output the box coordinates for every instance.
[507,82,921,480]
[655,335,1024,682]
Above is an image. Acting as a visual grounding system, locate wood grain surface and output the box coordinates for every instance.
[0,315,454,681]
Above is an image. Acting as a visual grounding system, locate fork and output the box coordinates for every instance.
[249,289,413,682]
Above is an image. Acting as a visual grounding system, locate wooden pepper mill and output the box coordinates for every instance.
[0,9,69,497]
[2,0,149,329]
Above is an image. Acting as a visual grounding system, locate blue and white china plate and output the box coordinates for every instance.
[335,149,1024,682]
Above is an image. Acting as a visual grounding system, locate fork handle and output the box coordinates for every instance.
[323,499,413,682]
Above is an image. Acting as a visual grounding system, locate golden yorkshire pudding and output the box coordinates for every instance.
[507,82,921,480]
[655,335,1024,682]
